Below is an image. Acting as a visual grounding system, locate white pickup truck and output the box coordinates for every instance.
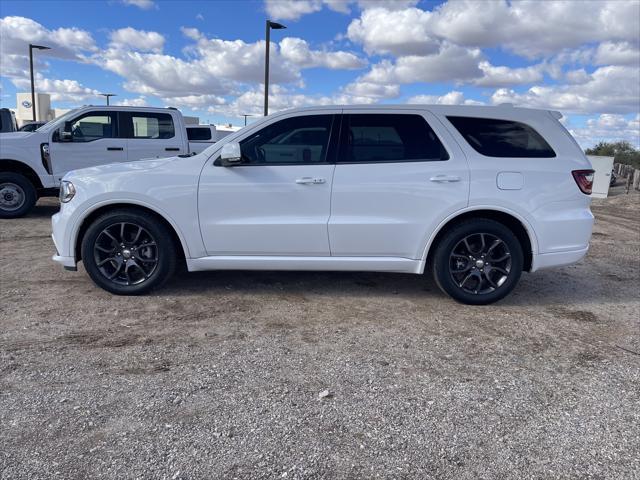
[0,106,216,218]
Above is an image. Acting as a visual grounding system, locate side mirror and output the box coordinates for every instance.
[220,142,242,166]
[59,122,73,142]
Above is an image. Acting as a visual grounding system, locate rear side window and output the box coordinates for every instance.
[187,127,212,141]
[129,113,175,139]
[339,114,448,163]
[447,116,555,158]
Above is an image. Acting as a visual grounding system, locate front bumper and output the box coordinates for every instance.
[51,231,76,271]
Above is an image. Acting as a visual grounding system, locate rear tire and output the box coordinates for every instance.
[0,172,37,218]
[81,209,177,295]
[431,219,523,305]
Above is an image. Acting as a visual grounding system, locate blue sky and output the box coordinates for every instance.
[1,0,638,147]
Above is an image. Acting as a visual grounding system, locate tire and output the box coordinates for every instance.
[81,209,177,295]
[0,172,37,218]
[431,219,524,305]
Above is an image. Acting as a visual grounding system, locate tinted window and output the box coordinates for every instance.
[187,127,213,141]
[447,116,555,158]
[340,114,448,163]
[130,113,175,139]
[69,113,114,142]
[240,115,333,164]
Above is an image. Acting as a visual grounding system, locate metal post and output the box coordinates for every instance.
[28,44,50,122]
[263,20,286,117]
[264,20,270,117]
[29,45,36,122]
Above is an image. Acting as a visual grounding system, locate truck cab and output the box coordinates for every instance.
[0,106,189,218]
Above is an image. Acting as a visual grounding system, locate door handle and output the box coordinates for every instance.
[107,147,123,151]
[430,175,461,183]
[165,147,180,151]
[296,177,326,185]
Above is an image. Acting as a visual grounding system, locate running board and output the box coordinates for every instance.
[186,256,422,274]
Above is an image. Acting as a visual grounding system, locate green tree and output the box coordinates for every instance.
[585,141,640,169]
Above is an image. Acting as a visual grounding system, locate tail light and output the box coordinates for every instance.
[572,169,594,195]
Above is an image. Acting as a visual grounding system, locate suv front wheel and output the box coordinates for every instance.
[432,219,524,305]
[81,209,177,295]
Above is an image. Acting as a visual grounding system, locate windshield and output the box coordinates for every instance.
[37,108,80,133]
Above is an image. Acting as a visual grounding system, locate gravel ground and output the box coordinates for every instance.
[1,187,639,479]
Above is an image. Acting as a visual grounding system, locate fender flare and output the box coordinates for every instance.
[417,205,540,273]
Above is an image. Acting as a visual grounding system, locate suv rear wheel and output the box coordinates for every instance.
[432,219,524,305]
[0,172,37,218]
[81,209,177,295]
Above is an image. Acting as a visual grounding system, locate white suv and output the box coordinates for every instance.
[51,105,595,304]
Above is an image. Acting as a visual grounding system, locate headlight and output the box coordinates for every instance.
[60,181,76,203]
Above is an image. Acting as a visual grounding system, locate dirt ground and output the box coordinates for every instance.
[1,186,639,480]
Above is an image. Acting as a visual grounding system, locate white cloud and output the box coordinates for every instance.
[0,16,96,68]
[342,81,399,99]
[594,41,640,66]
[122,0,156,10]
[265,0,419,21]
[162,94,226,109]
[490,66,640,114]
[361,44,482,84]
[426,0,640,58]
[407,91,483,106]
[570,114,640,149]
[114,96,148,107]
[11,74,99,103]
[265,0,324,21]
[474,61,543,87]
[346,7,438,56]
[279,37,366,69]
[109,27,165,53]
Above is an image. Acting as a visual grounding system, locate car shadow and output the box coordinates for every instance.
[161,263,622,308]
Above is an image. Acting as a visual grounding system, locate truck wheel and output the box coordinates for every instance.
[0,172,37,218]
[431,219,524,305]
[81,209,177,295]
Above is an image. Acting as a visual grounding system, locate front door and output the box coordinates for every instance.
[198,112,339,256]
[329,110,470,259]
[49,111,126,182]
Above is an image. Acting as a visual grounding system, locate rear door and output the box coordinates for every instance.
[329,109,469,259]
[122,111,186,160]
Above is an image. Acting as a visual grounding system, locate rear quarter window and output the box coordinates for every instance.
[447,116,556,158]
[187,127,213,141]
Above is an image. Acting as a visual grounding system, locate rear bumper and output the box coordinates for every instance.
[530,246,589,272]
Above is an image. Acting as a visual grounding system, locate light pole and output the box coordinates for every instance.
[264,20,286,116]
[242,114,254,126]
[99,93,117,105]
[29,44,50,122]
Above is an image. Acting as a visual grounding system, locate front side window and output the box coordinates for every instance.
[68,113,114,142]
[129,113,175,139]
[339,114,449,163]
[240,115,334,164]
[447,116,556,158]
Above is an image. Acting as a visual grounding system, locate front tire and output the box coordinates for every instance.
[81,209,177,295]
[0,173,37,218]
[431,219,524,305]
